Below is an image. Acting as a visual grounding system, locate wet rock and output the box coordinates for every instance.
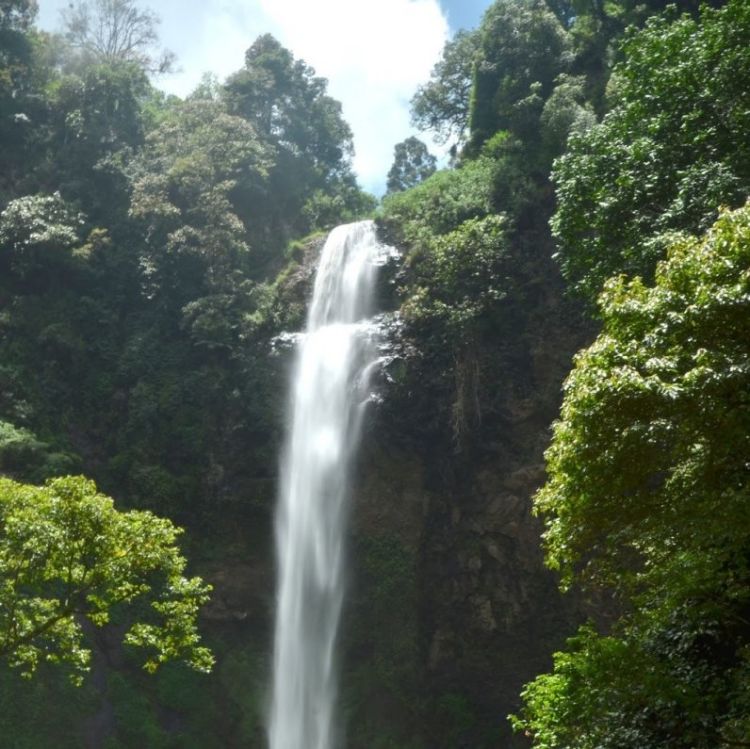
[201,563,267,623]
[503,464,546,492]
[471,595,498,633]
[484,541,503,562]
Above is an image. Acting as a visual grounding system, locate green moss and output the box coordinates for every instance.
[342,534,423,748]
[217,641,267,743]
[0,666,98,749]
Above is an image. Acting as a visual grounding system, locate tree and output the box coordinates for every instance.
[0,0,36,30]
[0,192,84,280]
[223,34,362,242]
[0,475,213,683]
[381,155,494,243]
[468,0,570,151]
[128,96,272,296]
[225,34,352,171]
[61,0,174,73]
[514,204,750,747]
[0,421,79,483]
[386,137,437,194]
[0,0,40,201]
[37,58,154,224]
[411,29,479,151]
[538,74,595,165]
[552,0,750,302]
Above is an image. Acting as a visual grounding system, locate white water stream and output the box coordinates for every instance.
[269,221,386,749]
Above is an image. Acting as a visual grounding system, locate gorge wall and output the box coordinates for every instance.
[336,224,591,747]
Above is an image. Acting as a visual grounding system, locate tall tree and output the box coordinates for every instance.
[44,60,152,221]
[225,34,353,177]
[386,136,437,194]
[468,0,570,151]
[552,0,750,301]
[128,96,272,296]
[0,0,40,201]
[61,0,174,72]
[224,34,358,243]
[0,0,36,30]
[410,29,479,152]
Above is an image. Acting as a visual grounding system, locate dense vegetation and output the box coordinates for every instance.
[0,0,373,516]
[515,202,750,749]
[0,475,212,681]
[380,0,749,744]
[1,0,749,745]
[0,0,373,743]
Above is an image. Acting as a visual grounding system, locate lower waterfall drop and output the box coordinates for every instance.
[269,220,386,749]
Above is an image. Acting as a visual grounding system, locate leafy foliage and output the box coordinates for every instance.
[538,74,595,165]
[381,158,494,246]
[44,60,152,222]
[517,205,750,746]
[0,3,45,203]
[412,0,574,176]
[0,475,213,682]
[0,421,79,482]
[552,0,750,300]
[399,215,509,337]
[225,33,352,171]
[0,0,37,30]
[386,137,437,195]
[224,34,367,244]
[0,193,81,250]
[468,0,570,152]
[129,95,271,291]
[410,29,479,150]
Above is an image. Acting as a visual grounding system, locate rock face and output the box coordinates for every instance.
[341,431,580,748]
[416,459,578,748]
[335,228,592,748]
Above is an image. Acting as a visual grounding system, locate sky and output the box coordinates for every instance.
[36,0,494,195]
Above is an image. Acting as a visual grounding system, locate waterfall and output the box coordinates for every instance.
[270,220,386,749]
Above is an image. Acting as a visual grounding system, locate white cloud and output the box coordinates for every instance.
[252,0,449,194]
[37,0,450,195]
[156,0,260,98]
[159,0,449,195]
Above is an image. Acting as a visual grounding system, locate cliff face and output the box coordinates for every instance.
[335,226,592,747]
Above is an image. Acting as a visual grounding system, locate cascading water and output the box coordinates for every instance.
[270,220,386,749]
